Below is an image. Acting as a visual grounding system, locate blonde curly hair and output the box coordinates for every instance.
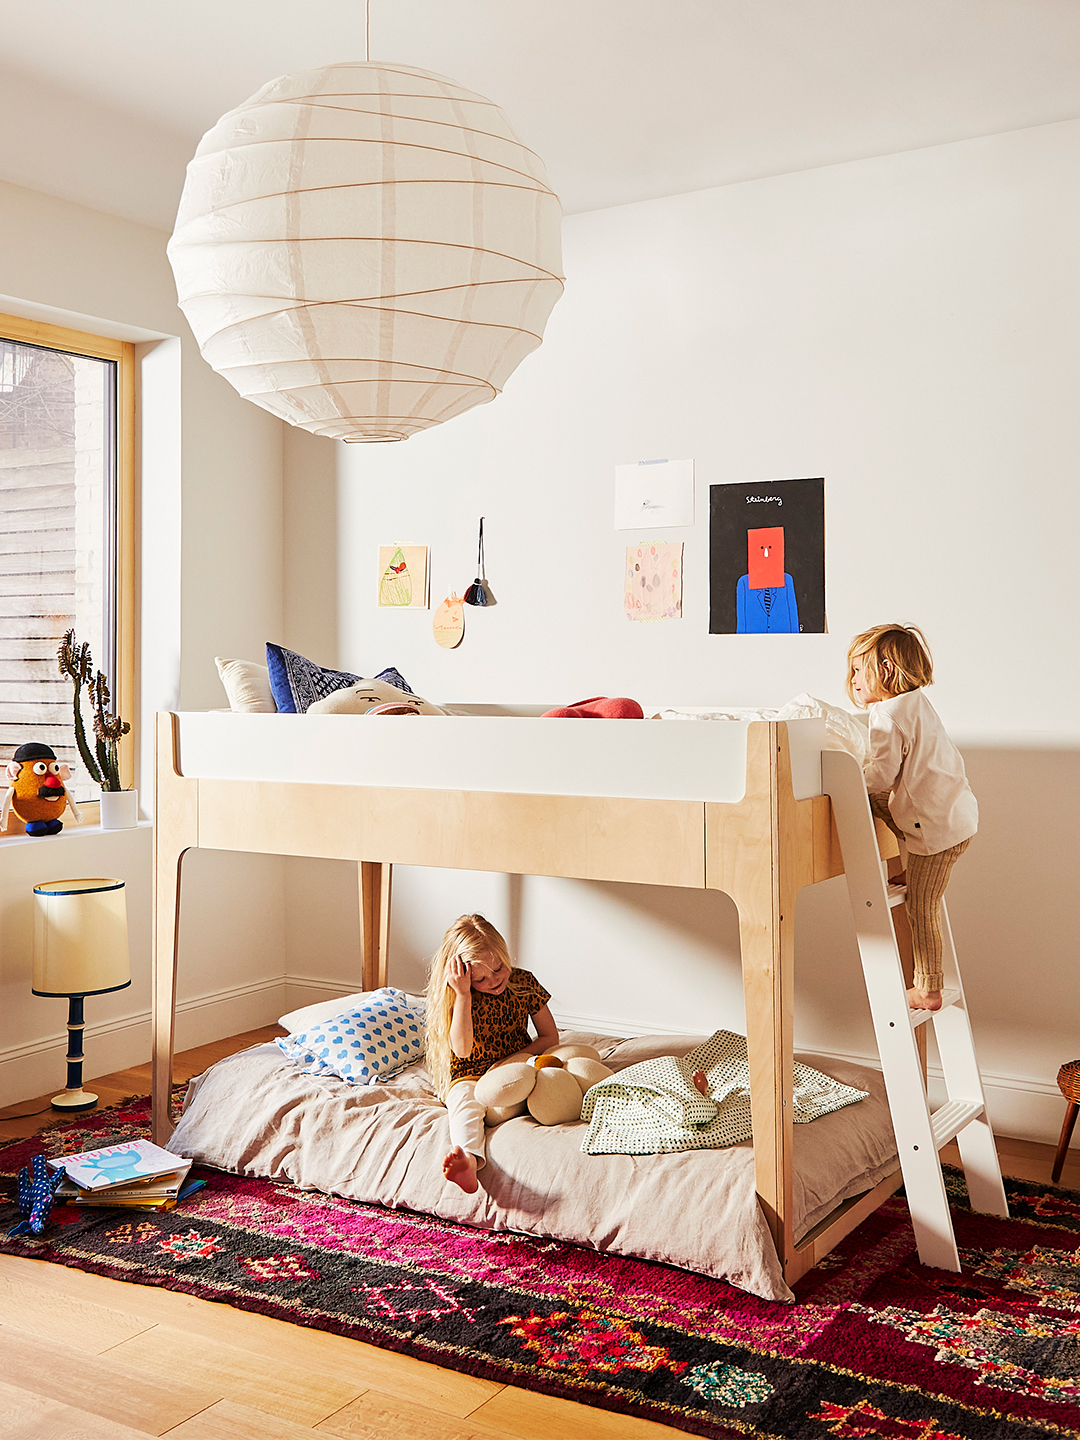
[846,623,934,707]
[424,914,513,1100]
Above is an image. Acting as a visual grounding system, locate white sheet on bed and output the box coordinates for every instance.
[167,1032,899,1303]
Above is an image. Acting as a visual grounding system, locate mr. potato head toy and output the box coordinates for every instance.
[1,743,82,836]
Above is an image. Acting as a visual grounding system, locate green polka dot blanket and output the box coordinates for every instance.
[580,1030,869,1156]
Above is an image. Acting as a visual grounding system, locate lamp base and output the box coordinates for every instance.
[51,1088,98,1112]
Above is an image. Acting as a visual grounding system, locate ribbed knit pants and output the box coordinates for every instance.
[446,1079,487,1168]
[869,793,972,992]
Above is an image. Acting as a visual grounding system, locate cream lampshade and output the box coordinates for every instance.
[33,878,131,1112]
[167,62,564,443]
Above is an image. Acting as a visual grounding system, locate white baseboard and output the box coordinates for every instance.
[553,1009,1074,1151]
[279,976,365,1011]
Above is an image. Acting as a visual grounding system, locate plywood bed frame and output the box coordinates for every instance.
[152,710,902,1289]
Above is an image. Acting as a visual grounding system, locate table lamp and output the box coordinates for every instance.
[33,878,131,1112]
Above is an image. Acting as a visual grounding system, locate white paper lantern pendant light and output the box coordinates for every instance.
[168,20,564,443]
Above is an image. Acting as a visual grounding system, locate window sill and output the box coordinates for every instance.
[0,819,151,850]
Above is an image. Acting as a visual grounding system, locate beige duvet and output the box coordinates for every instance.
[168,1032,899,1302]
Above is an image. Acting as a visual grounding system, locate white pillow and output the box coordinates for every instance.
[276,988,426,1085]
[215,657,277,713]
[307,680,447,716]
[279,990,424,1034]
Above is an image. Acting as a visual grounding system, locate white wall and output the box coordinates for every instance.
[282,118,1080,1145]
[0,180,288,1104]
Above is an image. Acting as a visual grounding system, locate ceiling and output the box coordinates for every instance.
[2,0,1080,232]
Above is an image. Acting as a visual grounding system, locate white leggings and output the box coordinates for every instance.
[446,1079,486,1169]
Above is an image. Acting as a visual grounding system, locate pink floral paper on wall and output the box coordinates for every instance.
[624,542,683,623]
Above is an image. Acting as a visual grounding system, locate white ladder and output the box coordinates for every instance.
[821,750,1009,1271]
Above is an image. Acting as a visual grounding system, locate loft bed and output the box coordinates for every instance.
[152,706,902,1292]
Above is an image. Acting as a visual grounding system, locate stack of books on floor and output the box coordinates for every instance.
[48,1138,196,1212]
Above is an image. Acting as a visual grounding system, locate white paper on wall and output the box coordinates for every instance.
[614,458,695,530]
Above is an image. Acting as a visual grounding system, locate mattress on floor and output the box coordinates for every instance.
[167,1032,899,1303]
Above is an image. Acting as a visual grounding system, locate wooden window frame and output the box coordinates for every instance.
[0,312,136,830]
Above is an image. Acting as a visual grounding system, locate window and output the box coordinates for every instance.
[0,315,135,819]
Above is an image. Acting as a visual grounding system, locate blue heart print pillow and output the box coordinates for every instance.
[276,988,425,1085]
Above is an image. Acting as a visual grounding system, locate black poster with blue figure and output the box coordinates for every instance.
[709,477,825,635]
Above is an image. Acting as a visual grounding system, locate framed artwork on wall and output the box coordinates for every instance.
[709,478,825,634]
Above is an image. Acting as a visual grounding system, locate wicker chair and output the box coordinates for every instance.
[1052,1060,1080,1184]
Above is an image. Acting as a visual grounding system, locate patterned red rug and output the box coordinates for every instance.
[1,1097,1078,1440]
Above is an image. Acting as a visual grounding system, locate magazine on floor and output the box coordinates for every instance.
[47,1138,191,1192]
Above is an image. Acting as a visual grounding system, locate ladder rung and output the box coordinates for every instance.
[931,1099,984,1149]
[909,987,961,1028]
[887,885,906,907]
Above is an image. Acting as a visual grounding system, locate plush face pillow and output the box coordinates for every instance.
[265,643,416,714]
[307,681,447,716]
[276,988,425,1085]
[215,657,277,713]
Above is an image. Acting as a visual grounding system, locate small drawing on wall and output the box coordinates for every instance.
[433,593,465,648]
[625,542,683,623]
[709,478,825,634]
[377,545,429,608]
[614,459,695,530]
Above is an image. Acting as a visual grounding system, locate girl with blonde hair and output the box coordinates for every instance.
[425,914,558,1193]
[847,623,978,1012]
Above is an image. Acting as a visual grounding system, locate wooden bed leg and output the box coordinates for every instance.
[153,713,198,1145]
[732,724,797,1271]
[360,861,392,991]
[740,905,794,1262]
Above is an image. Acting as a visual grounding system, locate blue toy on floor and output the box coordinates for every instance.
[7,1153,65,1237]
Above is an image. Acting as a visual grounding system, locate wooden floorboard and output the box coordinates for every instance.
[168,1398,333,1440]
[1,1027,1076,1440]
[466,1385,683,1439]
[0,1267,155,1352]
[107,1324,366,1428]
[0,1321,220,1435]
[314,1390,509,1440]
[0,1377,158,1440]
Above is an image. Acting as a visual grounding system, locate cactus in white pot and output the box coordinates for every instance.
[57,630,134,826]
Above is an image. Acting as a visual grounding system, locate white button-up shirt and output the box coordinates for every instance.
[863,689,978,855]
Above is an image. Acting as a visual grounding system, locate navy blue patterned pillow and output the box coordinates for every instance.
[265,644,414,713]
[375,666,414,696]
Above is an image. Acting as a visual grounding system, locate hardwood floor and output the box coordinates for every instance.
[1,1031,1077,1439]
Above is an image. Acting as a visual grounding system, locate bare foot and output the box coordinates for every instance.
[442,1145,479,1194]
[692,1069,710,1097]
[907,987,942,1011]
